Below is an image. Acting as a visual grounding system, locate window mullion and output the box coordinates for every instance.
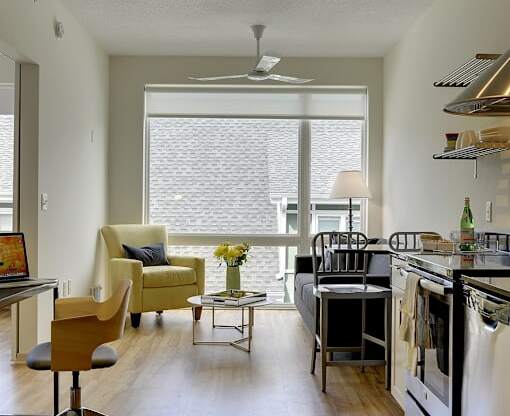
[297,119,311,254]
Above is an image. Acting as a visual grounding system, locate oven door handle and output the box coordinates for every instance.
[405,266,454,293]
[466,287,510,327]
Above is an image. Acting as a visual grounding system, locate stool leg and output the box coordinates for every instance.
[310,333,317,374]
[54,372,59,415]
[361,298,366,373]
[320,298,328,393]
[385,296,392,390]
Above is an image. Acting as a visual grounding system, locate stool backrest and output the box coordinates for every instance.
[312,232,369,286]
[388,231,440,252]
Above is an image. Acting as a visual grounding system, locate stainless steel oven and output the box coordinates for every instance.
[405,266,454,416]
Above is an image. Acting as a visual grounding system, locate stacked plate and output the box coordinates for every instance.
[479,127,510,144]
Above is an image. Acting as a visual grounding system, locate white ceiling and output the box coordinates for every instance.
[65,0,433,57]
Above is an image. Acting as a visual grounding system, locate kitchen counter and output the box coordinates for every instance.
[399,251,510,278]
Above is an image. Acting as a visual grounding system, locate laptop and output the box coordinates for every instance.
[0,232,43,287]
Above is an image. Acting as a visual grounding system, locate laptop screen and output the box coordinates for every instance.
[0,233,29,279]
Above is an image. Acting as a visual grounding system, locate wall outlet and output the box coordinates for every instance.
[40,193,48,211]
[486,201,493,222]
[90,285,102,301]
[67,279,72,297]
[62,280,68,298]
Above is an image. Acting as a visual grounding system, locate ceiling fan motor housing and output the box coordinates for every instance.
[251,24,266,39]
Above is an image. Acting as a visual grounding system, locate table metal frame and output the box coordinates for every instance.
[192,305,255,353]
[0,280,59,416]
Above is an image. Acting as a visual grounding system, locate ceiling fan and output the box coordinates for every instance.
[189,25,314,84]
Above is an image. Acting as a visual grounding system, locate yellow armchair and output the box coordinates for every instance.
[101,224,205,327]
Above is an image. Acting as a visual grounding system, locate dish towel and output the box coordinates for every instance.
[399,270,421,376]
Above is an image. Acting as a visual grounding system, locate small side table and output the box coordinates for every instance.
[187,295,271,353]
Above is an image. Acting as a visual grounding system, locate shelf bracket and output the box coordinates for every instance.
[474,158,478,179]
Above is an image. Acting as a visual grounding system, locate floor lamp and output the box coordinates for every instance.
[330,171,371,233]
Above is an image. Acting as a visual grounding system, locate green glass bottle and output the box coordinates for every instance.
[460,197,475,252]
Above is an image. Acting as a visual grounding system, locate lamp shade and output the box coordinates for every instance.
[329,171,371,199]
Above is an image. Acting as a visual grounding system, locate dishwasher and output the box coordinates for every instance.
[462,284,510,416]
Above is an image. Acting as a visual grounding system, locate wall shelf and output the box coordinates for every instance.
[433,142,510,178]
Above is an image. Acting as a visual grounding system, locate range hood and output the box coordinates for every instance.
[444,49,510,116]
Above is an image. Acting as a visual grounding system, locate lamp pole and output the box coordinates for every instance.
[348,197,353,233]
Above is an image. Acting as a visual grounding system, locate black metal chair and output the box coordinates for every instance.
[310,232,392,393]
[484,232,510,252]
[388,231,441,252]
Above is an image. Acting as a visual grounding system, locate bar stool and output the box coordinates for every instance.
[310,232,392,393]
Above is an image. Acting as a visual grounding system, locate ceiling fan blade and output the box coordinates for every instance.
[255,55,281,72]
[188,74,248,81]
[268,74,314,84]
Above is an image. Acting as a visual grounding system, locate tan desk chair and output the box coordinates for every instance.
[26,280,132,416]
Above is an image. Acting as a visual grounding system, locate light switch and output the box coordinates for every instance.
[486,201,492,222]
[40,193,48,211]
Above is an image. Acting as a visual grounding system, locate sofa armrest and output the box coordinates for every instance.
[109,258,143,312]
[168,255,205,294]
[294,255,322,275]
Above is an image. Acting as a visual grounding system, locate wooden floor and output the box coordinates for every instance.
[0,307,403,416]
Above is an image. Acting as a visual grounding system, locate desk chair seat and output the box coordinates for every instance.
[26,280,131,416]
[27,342,117,371]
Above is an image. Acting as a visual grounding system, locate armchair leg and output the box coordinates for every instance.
[130,313,141,328]
[193,306,203,321]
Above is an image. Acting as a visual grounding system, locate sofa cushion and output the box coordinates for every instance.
[295,273,314,298]
[301,281,316,315]
[143,265,196,288]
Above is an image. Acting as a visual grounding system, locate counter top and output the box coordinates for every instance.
[392,250,510,279]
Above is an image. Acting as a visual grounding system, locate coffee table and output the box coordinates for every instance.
[187,295,272,353]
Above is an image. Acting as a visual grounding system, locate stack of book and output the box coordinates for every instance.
[201,290,266,306]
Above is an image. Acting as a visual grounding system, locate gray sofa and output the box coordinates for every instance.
[294,253,391,349]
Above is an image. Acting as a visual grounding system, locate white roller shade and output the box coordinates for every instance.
[145,86,366,119]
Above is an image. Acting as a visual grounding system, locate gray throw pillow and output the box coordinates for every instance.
[122,243,168,266]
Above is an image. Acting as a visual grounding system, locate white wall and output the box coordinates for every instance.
[383,0,510,237]
[0,0,109,349]
[109,56,384,237]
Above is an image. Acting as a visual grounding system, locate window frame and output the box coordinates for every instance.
[143,86,368,257]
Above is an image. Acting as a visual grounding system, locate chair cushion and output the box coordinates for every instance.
[143,265,196,288]
[26,342,117,371]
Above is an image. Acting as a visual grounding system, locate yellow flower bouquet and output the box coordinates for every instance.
[214,242,250,267]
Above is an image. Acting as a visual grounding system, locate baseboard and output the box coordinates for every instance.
[13,352,27,363]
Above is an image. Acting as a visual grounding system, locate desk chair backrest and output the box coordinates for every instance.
[51,279,132,371]
[101,224,168,259]
[312,232,369,287]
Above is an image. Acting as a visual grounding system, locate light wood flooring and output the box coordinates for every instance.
[0,307,403,416]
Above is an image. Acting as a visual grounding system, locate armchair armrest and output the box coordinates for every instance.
[168,255,205,295]
[55,297,98,319]
[108,258,143,312]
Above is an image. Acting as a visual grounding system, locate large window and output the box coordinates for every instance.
[0,83,15,232]
[145,87,367,303]
[148,118,299,234]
